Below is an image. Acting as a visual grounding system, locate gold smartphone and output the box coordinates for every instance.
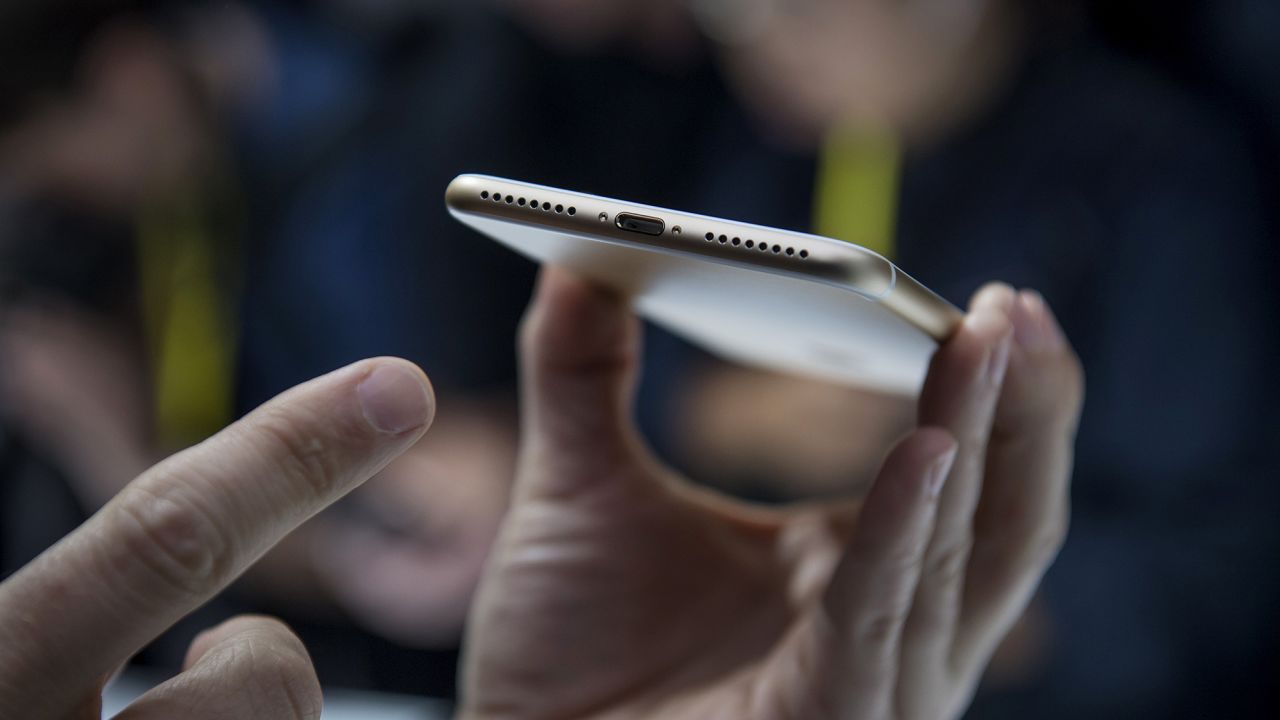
[446,174,961,395]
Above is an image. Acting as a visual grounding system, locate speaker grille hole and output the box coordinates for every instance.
[480,191,490,199]
[568,207,577,215]
[517,197,526,206]
[543,202,551,210]
[554,204,564,214]
[668,226,809,261]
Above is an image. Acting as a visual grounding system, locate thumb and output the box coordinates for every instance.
[517,267,644,489]
[116,616,321,719]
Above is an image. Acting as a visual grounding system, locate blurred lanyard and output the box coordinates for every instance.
[813,126,901,260]
[137,197,235,449]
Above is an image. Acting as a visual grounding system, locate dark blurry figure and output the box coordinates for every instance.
[0,1,229,526]
[0,0,471,683]
[0,0,260,669]
[1,1,511,695]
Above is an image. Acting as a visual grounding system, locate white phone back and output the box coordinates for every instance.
[448,178,947,395]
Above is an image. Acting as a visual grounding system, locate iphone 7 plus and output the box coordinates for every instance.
[446,173,961,395]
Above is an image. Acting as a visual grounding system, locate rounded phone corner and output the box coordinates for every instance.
[820,245,896,300]
[444,174,485,214]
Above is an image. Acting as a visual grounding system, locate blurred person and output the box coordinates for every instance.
[0,0,234,520]
[0,0,288,501]
[0,0,265,670]
[0,0,495,689]
[488,0,1024,496]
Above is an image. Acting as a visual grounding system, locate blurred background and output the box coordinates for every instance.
[1,0,1277,717]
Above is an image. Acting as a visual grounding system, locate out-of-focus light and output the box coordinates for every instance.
[690,0,776,45]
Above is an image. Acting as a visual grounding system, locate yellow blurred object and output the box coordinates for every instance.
[814,126,901,259]
[138,197,236,448]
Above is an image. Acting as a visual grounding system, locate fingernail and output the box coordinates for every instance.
[358,364,432,435]
[964,309,1013,386]
[971,283,1016,316]
[927,444,959,498]
[1013,291,1062,353]
[1011,292,1046,352]
[1031,291,1066,351]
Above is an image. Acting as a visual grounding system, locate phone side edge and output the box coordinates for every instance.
[883,270,964,342]
[446,173,960,341]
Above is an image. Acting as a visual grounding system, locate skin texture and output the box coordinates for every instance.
[0,357,436,719]
[460,269,1083,719]
[0,267,1080,720]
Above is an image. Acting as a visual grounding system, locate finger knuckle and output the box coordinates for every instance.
[926,540,973,588]
[252,407,351,503]
[857,607,911,649]
[257,642,315,684]
[251,650,322,720]
[998,508,1069,575]
[227,621,321,720]
[113,483,234,599]
[878,541,928,576]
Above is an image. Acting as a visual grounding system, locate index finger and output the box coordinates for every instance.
[0,357,434,717]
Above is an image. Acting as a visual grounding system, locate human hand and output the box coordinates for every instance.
[0,357,435,719]
[461,268,1083,719]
